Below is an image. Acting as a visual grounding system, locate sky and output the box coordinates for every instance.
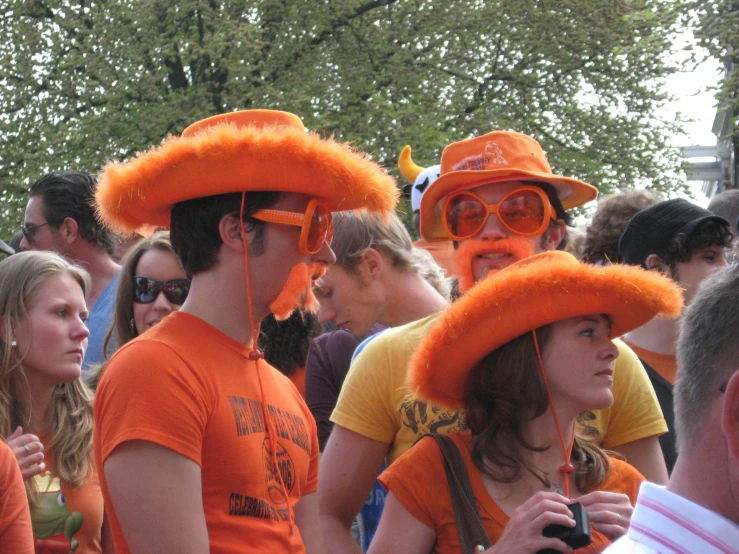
[663,29,724,206]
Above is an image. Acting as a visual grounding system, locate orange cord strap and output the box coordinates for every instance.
[239,193,295,534]
[531,329,576,499]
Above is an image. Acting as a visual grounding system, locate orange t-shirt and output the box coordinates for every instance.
[0,440,34,553]
[31,437,103,554]
[94,312,320,554]
[289,367,306,398]
[379,433,644,554]
[623,341,677,385]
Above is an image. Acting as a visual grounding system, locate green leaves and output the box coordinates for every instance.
[0,0,695,238]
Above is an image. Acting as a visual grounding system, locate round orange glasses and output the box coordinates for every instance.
[442,186,555,240]
[251,198,334,255]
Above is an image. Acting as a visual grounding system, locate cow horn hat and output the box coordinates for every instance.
[96,110,399,233]
[409,251,683,409]
[419,131,598,242]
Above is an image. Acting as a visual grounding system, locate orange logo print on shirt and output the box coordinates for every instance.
[262,437,295,504]
[30,473,84,554]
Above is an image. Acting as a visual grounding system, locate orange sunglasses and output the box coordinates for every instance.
[442,186,555,240]
[252,198,333,255]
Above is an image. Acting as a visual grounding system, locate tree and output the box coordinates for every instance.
[693,0,739,189]
[1,0,691,238]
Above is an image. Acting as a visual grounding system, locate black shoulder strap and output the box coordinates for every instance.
[422,434,493,552]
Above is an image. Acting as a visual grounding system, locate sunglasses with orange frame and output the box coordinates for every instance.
[251,198,334,255]
[442,186,555,240]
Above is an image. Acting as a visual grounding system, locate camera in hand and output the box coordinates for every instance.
[537,502,591,554]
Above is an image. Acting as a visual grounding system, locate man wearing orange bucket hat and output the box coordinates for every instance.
[320,131,670,553]
[93,110,398,553]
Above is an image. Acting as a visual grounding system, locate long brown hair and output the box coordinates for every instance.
[87,231,182,390]
[464,325,611,494]
[0,251,94,500]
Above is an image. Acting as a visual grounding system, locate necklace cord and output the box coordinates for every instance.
[239,193,295,534]
[531,329,575,499]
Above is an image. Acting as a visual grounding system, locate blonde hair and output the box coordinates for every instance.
[0,251,94,499]
[331,211,451,299]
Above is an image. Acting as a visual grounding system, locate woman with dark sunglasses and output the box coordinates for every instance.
[87,231,189,390]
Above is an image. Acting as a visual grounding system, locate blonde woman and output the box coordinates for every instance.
[0,251,113,553]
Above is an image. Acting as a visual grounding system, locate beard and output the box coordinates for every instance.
[269,262,327,320]
[454,237,535,293]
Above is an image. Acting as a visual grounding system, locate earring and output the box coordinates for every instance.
[10,340,16,347]
[129,319,136,333]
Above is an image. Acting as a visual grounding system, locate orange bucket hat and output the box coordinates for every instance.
[419,131,598,242]
[96,110,399,233]
[408,251,683,409]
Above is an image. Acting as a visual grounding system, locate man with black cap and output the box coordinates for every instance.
[619,198,733,473]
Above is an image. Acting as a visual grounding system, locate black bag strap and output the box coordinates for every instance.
[422,434,493,553]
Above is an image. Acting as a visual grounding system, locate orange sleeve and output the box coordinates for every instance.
[95,340,211,465]
[0,441,34,553]
[378,436,447,529]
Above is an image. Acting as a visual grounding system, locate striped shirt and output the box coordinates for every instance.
[604,483,739,554]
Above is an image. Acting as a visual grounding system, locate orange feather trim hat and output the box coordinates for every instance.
[408,251,683,410]
[96,110,399,234]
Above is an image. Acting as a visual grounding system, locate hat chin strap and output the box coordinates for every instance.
[238,192,295,534]
[531,329,575,498]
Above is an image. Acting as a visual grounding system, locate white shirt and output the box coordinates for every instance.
[604,482,739,554]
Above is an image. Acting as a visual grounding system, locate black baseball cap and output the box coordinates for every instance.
[619,198,730,267]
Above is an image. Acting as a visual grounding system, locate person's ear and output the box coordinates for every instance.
[721,370,739,462]
[60,217,79,244]
[645,254,667,273]
[361,248,384,280]
[218,213,247,254]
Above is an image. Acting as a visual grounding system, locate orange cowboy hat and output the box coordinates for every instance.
[408,251,683,409]
[419,131,598,242]
[96,110,399,234]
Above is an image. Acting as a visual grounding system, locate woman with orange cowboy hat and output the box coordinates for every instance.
[368,251,683,554]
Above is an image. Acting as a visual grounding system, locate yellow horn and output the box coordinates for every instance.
[398,145,424,183]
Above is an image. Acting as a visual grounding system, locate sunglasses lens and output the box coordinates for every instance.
[163,280,190,305]
[133,277,158,303]
[445,193,488,238]
[499,189,546,234]
[307,204,331,253]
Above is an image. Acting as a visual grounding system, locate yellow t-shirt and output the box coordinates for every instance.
[331,313,667,466]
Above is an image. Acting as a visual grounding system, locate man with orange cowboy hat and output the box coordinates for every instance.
[320,131,669,553]
[93,110,398,553]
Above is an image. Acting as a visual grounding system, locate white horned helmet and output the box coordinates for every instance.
[398,145,441,212]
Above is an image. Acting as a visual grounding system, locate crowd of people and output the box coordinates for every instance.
[0,109,738,554]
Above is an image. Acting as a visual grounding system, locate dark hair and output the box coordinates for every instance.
[29,171,116,254]
[258,311,322,377]
[581,189,662,264]
[464,326,610,494]
[170,191,282,275]
[652,218,733,269]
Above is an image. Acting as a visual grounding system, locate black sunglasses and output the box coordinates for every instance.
[133,277,191,305]
[21,221,54,244]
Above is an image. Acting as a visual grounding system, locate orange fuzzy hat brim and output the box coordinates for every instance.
[408,251,684,410]
[96,121,399,234]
